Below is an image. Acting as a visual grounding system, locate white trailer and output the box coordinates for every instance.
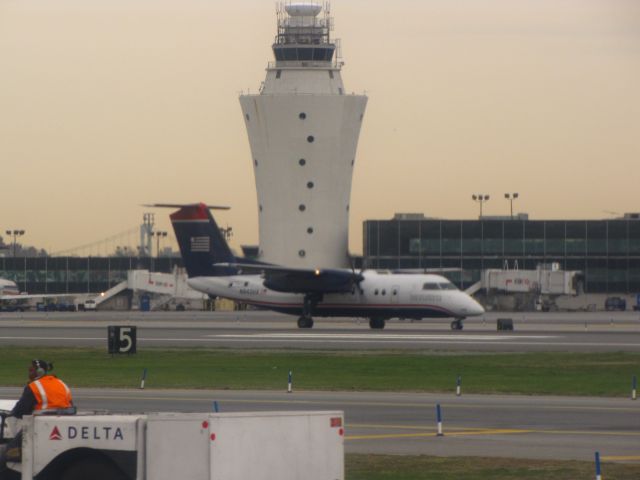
[1,410,344,480]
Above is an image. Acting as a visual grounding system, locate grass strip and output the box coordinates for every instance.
[0,347,638,396]
[345,454,640,480]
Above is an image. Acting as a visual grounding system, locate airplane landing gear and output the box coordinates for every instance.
[450,318,465,331]
[297,293,322,329]
[369,317,386,329]
[297,316,314,329]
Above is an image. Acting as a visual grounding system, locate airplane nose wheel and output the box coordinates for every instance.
[297,316,314,329]
[450,318,464,330]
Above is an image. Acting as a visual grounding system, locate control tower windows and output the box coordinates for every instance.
[329,70,334,79]
[245,114,250,121]
[273,46,335,62]
[307,135,314,143]
[276,70,282,79]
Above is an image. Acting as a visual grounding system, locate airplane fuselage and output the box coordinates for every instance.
[187,271,484,320]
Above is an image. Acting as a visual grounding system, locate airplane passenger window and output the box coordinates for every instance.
[423,283,440,290]
[381,289,386,295]
[374,289,379,295]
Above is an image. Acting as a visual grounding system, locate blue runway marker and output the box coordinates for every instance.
[140,368,147,390]
[436,403,444,436]
[595,451,602,480]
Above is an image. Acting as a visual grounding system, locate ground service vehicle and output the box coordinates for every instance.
[1,409,344,480]
[605,296,626,311]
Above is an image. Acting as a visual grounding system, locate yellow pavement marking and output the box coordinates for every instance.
[601,455,640,461]
[347,429,531,440]
[348,423,489,431]
[346,424,640,441]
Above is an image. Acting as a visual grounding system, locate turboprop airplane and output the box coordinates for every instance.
[165,203,484,330]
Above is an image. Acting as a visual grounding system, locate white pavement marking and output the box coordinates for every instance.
[212,333,557,341]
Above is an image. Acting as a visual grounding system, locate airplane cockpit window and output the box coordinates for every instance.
[438,282,458,290]
[422,282,440,290]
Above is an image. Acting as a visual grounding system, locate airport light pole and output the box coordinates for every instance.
[152,231,168,257]
[5,229,25,257]
[471,195,490,219]
[504,193,519,219]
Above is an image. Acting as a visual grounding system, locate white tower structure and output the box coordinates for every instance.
[239,2,367,268]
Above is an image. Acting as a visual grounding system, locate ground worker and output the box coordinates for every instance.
[0,359,74,471]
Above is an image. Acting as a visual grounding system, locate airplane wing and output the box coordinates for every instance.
[215,262,363,294]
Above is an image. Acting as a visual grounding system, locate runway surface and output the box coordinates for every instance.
[1,310,640,351]
[1,386,638,463]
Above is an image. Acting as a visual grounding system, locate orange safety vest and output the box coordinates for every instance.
[28,375,73,412]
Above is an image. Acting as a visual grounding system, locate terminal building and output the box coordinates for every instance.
[364,213,640,294]
[3,213,639,294]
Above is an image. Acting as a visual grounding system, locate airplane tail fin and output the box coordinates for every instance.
[169,203,238,278]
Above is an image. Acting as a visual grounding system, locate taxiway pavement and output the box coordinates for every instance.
[1,386,637,463]
[0,311,639,352]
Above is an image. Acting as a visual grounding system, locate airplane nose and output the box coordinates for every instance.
[456,294,485,316]
[470,298,485,315]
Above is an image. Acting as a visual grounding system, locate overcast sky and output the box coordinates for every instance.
[1,0,638,255]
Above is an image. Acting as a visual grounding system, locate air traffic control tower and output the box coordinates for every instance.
[240,2,367,268]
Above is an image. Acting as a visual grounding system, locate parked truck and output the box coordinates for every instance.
[0,406,344,480]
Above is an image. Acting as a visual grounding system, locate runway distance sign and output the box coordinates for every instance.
[108,326,137,354]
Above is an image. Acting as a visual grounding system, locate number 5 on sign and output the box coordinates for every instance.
[108,326,137,354]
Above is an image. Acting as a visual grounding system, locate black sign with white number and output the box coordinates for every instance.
[108,326,137,354]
